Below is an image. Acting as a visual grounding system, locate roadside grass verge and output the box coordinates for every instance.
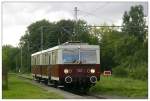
[2,74,64,99]
[90,76,148,98]
[18,73,33,80]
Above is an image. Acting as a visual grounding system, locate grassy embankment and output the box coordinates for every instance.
[90,76,148,98]
[2,74,64,99]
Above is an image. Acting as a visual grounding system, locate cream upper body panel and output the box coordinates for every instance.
[31,43,100,65]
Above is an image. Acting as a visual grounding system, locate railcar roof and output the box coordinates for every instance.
[31,45,59,56]
[31,44,99,56]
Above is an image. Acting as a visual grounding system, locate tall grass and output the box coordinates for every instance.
[90,76,148,98]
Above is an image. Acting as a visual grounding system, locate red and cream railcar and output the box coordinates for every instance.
[31,42,100,90]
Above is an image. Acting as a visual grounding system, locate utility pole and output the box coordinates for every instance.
[74,7,78,22]
[27,40,30,72]
[74,7,81,62]
[40,26,43,51]
[15,58,17,72]
[20,46,22,73]
[73,7,79,41]
[27,31,30,72]
[40,26,43,65]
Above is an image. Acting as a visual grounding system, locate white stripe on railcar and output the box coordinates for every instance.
[42,75,49,79]
[51,76,59,81]
[32,74,35,76]
[36,74,41,77]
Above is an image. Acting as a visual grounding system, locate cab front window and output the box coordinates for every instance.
[80,50,97,64]
[63,49,79,64]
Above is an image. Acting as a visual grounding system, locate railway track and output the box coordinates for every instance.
[17,74,106,99]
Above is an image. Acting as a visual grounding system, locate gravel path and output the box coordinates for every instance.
[18,75,100,99]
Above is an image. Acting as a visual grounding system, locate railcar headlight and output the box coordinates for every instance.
[90,69,95,74]
[64,69,69,74]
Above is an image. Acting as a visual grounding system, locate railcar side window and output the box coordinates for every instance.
[45,53,47,65]
[35,55,37,65]
[41,54,43,65]
[32,56,34,65]
[48,52,51,65]
[34,56,36,65]
[63,49,79,64]
[49,54,51,64]
[44,53,46,65]
[37,55,39,65]
[50,52,52,64]
[42,54,44,65]
[37,55,40,65]
[36,55,38,65]
[36,55,37,65]
[55,50,58,64]
[33,56,35,65]
[32,56,36,65]
[80,50,97,64]
[52,51,54,64]
[46,53,48,65]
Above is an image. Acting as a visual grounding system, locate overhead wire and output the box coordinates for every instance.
[78,2,111,19]
[79,9,115,25]
[70,4,148,32]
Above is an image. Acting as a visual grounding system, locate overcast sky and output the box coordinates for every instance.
[2,1,148,47]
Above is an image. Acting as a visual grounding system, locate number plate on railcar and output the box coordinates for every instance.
[76,69,83,72]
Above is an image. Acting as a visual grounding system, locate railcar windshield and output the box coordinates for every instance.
[63,49,79,63]
[80,50,97,64]
[63,49,97,64]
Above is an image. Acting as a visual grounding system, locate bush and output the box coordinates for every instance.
[112,66,128,77]
[112,63,148,81]
[129,64,148,81]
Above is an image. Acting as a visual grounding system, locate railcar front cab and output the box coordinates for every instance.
[60,43,100,86]
[31,42,100,88]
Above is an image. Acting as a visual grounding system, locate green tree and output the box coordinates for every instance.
[122,5,147,42]
[114,5,148,80]
[55,19,74,43]
[2,45,20,89]
[100,27,123,71]
[2,45,20,72]
[19,19,96,73]
[26,19,54,52]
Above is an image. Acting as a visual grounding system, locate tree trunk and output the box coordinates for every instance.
[2,67,8,90]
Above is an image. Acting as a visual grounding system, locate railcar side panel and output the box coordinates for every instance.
[41,66,48,78]
[50,65,60,80]
[32,65,42,77]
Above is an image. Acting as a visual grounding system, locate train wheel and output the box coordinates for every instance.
[44,79,48,85]
[34,75,37,81]
[37,77,41,83]
[50,80,57,88]
[53,81,58,88]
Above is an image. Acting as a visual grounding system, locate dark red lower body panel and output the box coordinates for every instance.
[32,64,100,86]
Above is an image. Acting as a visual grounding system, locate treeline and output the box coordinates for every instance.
[2,5,148,80]
[99,5,148,80]
[2,45,20,72]
[3,19,99,73]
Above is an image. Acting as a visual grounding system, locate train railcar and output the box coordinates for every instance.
[31,42,100,91]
